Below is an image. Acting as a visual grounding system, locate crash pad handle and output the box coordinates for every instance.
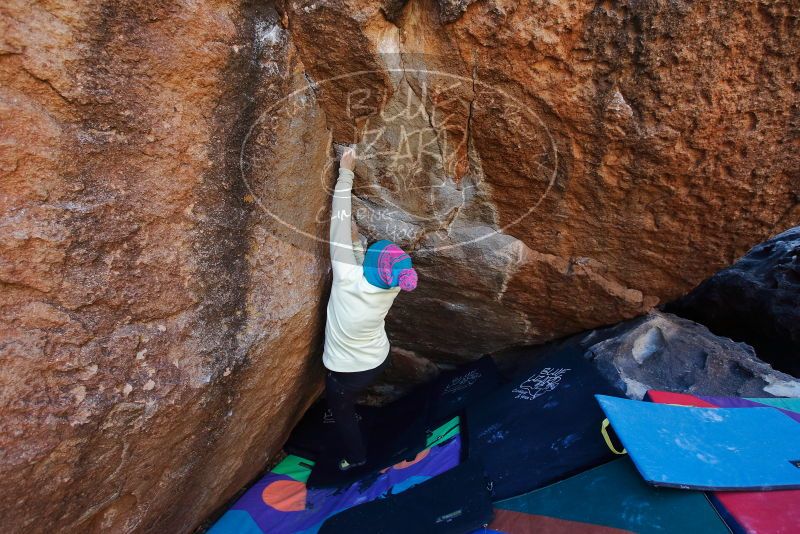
[601,418,627,455]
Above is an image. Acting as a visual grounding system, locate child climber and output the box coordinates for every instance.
[323,147,418,471]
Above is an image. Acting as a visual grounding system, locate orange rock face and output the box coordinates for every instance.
[1,0,798,531]
[285,0,799,359]
[1,1,332,531]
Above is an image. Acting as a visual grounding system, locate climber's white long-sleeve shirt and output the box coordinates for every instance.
[322,167,401,373]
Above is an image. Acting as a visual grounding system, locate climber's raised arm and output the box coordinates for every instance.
[330,147,359,281]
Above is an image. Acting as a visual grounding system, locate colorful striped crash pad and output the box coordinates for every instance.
[645,390,800,424]
[596,395,800,491]
[647,390,800,534]
[478,458,728,534]
[209,418,461,534]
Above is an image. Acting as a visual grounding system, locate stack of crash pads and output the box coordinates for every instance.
[290,356,501,489]
[481,458,729,533]
[597,394,800,490]
[320,460,494,534]
[210,418,462,533]
[211,356,504,533]
[317,347,629,533]
[476,389,800,534]
[644,390,800,424]
[642,390,800,534]
[210,344,800,534]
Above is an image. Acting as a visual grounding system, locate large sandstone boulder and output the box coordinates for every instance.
[2,0,799,532]
[667,226,800,377]
[284,0,799,359]
[1,2,333,532]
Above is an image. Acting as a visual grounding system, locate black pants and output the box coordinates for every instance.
[324,358,388,463]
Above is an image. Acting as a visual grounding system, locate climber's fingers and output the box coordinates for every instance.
[340,147,356,171]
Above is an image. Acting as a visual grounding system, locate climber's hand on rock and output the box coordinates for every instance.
[340,147,356,171]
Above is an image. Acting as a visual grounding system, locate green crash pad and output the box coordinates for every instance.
[489,459,729,534]
[271,454,315,483]
[747,397,800,413]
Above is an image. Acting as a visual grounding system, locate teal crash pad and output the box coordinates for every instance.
[490,458,728,533]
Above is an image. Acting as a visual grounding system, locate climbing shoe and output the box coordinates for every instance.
[338,458,366,472]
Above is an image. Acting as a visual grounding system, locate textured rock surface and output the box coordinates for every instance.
[584,311,800,399]
[496,311,800,399]
[2,0,799,532]
[667,226,800,377]
[284,0,800,360]
[0,2,332,532]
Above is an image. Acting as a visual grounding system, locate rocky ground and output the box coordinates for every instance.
[494,310,800,401]
[1,0,798,532]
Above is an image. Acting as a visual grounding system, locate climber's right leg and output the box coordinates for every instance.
[325,370,367,468]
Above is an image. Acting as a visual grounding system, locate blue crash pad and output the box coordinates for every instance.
[596,395,800,491]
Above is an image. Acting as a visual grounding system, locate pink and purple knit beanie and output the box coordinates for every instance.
[363,240,418,291]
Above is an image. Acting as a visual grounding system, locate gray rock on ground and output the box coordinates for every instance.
[583,311,800,399]
[495,311,800,400]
